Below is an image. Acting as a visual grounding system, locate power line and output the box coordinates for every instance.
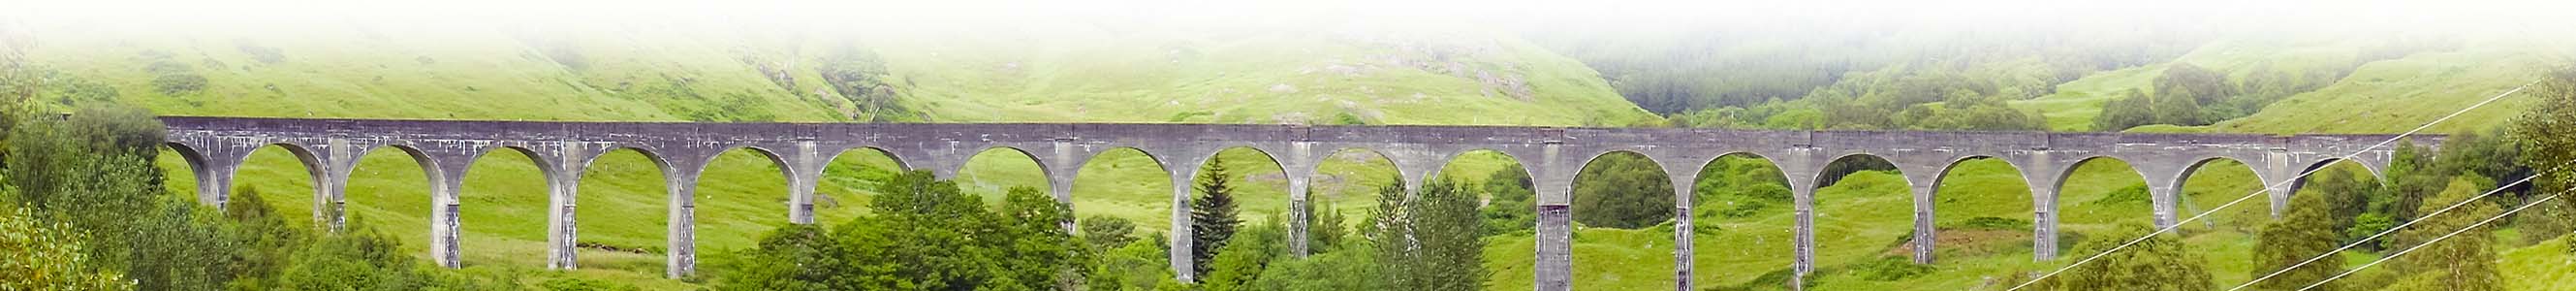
[2294,191,2563,291]
[2228,165,2553,291]
[2005,80,2538,291]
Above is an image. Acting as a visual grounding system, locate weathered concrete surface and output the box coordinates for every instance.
[159,116,2430,286]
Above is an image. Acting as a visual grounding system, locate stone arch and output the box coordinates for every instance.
[1193,146,1294,213]
[1427,147,1535,191]
[568,146,674,272]
[952,145,1055,195]
[2177,156,2265,192]
[1812,152,1909,189]
[162,142,209,175]
[823,146,912,174]
[717,146,797,182]
[234,143,331,225]
[455,145,565,268]
[2302,157,2386,183]
[1306,146,1406,204]
[581,146,675,176]
[355,144,448,185]
[1194,146,1292,181]
[1683,151,1798,287]
[2288,158,2384,199]
[1800,152,1921,278]
[1566,149,1677,229]
[2050,156,2153,198]
[1922,154,2040,265]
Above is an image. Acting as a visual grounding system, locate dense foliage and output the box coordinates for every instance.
[1368,179,1489,291]
[715,171,1085,290]
[1570,153,1674,229]
[2248,192,2345,291]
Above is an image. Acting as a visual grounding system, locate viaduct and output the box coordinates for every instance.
[157,116,2425,290]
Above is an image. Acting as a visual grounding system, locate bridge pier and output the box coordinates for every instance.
[1283,143,1317,257]
[2031,186,2061,260]
[1669,167,1701,291]
[543,146,584,271]
[784,143,832,225]
[1168,164,1200,282]
[1789,182,1816,291]
[1535,203,1572,291]
[426,151,472,269]
[316,140,361,233]
[665,157,707,278]
[2148,182,2182,230]
[1909,181,1938,265]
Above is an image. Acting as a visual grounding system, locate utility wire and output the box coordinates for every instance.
[2229,164,2555,291]
[2006,80,2538,291]
[2294,192,2563,291]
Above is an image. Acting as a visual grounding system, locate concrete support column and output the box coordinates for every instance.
[1049,172,1079,233]
[1169,169,1198,283]
[1909,183,1938,265]
[196,163,239,208]
[544,166,583,270]
[1790,183,1817,290]
[318,165,356,232]
[785,143,827,224]
[2030,187,2060,260]
[1671,177,1698,291]
[665,162,706,278]
[1532,145,1573,291]
[2148,183,2181,230]
[1535,203,1572,291]
[1285,176,1312,257]
[1283,142,1318,257]
[428,163,468,269]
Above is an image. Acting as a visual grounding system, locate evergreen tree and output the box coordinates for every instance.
[1202,219,1285,291]
[1189,156,1242,278]
[2248,192,2343,291]
[1368,178,1488,290]
[1310,200,1347,254]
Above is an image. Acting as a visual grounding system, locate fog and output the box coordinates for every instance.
[12,0,2573,40]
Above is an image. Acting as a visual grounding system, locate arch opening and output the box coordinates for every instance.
[1685,152,1797,288]
[454,146,558,268]
[2044,156,2154,258]
[1560,150,1677,289]
[690,147,796,252]
[1073,146,1182,288]
[1413,148,1530,287]
[572,147,671,272]
[955,146,1049,203]
[809,146,907,224]
[1801,153,1920,288]
[320,145,444,262]
[1921,156,2039,270]
[154,144,205,204]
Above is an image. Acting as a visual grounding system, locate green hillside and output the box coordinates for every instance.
[17,16,2573,290]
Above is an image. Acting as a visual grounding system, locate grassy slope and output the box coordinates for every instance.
[31,19,1652,288]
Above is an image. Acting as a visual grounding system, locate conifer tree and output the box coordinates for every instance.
[1190,156,1241,277]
